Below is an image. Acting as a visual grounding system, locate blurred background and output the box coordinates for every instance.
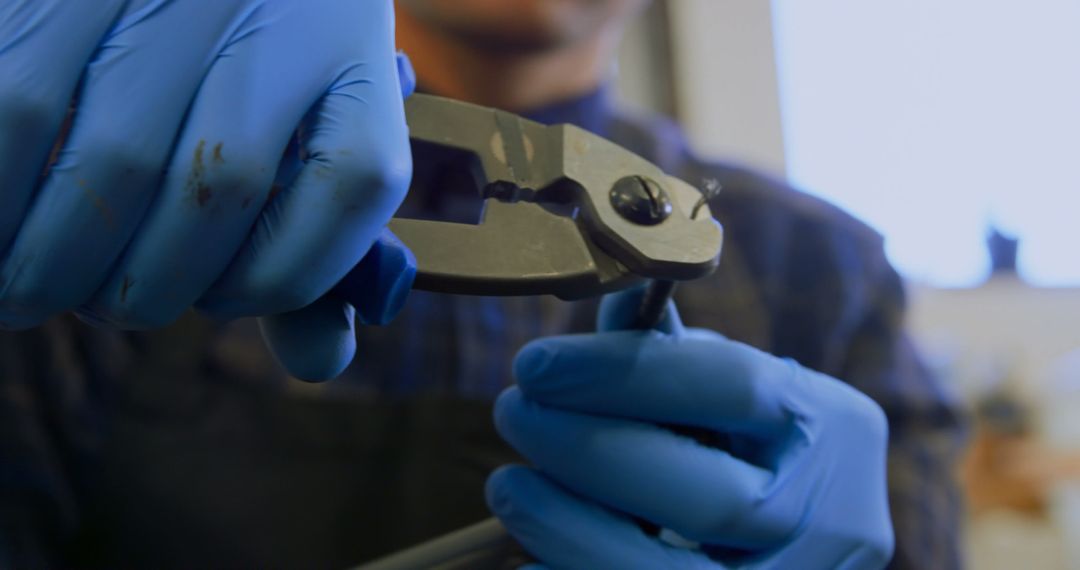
[614,1,1080,568]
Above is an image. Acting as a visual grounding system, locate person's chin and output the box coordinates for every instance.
[400,0,596,53]
[450,25,575,54]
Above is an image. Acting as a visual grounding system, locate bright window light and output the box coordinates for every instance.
[772,0,1080,287]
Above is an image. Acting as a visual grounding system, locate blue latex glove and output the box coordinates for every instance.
[487,287,894,569]
[258,227,416,381]
[0,0,414,378]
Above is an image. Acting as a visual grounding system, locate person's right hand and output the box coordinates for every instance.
[0,0,413,355]
[487,287,895,569]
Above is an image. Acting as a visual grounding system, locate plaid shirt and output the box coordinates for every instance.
[0,89,967,569]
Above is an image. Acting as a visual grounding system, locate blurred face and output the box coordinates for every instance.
[397,0,649,52]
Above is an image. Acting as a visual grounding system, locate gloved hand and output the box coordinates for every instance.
[258,227,416,381]
[486,287,894,569]
[0,0,413,379]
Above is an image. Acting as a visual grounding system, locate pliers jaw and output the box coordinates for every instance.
[390,94,723,300]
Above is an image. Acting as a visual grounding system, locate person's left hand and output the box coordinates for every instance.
[486,287,894,569]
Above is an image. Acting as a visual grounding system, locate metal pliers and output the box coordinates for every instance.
[389,94,724,303]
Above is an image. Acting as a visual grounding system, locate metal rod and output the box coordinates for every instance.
[632,279,677,330]
[352,518,509,570]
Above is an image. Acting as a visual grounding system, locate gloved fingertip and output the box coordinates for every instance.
[382,257,416,323]
[486,465,552,526]
[339,229,416,326]
[492,386,525,440]
[396,51,417,99]
[364,256,414,325]
[485,464,524,516]
[512,342,557,382]
[258,298,357,382]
